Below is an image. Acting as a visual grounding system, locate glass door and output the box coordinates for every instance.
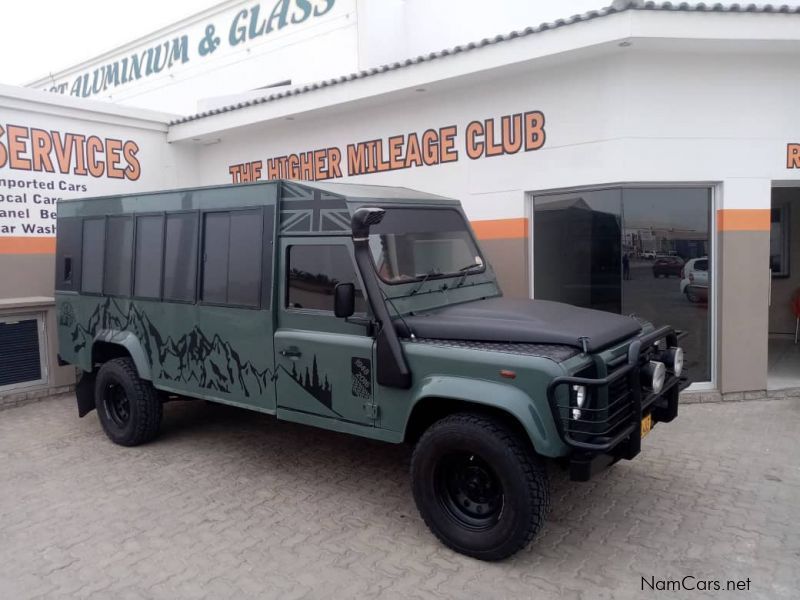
[534,186,712,383]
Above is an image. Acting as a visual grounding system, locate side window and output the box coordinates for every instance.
[287,245,366,313]
[55,217,82,291]
[134,215,164,298]
[201,209,263,307]
[81,218,105,294]
[104,216,134,296]
[163,212,198,302]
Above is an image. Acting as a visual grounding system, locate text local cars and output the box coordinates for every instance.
[55,180,687,560]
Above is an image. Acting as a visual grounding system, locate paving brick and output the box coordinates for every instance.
[0,394,797,599]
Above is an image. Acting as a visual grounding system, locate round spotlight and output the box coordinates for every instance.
[661,347,684,377]
[642,361,666,394]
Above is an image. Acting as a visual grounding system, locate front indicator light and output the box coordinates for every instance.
[642,361,666,394]
[571,384,586,420]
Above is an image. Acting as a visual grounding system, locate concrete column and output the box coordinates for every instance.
[717,179,771,393]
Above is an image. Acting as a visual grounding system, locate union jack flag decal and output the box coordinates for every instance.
[279,181,351,234]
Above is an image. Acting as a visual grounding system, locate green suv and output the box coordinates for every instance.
[55,180,685,560]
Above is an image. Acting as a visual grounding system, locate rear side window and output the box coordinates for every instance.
[201,209,263,307]
[81,218,105,294]
[104,216,134,296]
[163,212,198,302]
[695,259,708,272]
[286,245,366,313]
[55,217,82,291]
[134,215,164,298]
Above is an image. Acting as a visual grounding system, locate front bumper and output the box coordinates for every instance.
[546,326,689,481]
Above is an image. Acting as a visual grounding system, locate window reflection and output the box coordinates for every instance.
[534,187,712,382]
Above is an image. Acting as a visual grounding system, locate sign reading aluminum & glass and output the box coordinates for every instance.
[33,0,342,102]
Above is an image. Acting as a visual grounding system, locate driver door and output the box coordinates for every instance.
[274,237,377,426]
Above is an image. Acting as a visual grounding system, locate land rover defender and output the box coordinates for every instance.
[55,180,685,560]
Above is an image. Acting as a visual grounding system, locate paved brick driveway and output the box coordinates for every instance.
[0,395,798,600]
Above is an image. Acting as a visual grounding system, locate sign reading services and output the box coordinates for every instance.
[0,123,142,239]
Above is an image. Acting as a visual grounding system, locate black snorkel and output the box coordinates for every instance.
[351,207,412,389]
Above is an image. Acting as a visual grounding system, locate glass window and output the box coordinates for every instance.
[533,189,622,313]
[367,208,484,284]
[55,217,82,292]
[201,210,262,307]
[81,218,105,294]
[227,210,263,307]
[104,216,133,296]
[163,212,198,302]
[534,187,712,382]
[287,245,366,313]
[134,215,164,298]
[202,212,230,304]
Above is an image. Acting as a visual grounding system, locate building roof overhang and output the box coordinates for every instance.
[167,1,800,144]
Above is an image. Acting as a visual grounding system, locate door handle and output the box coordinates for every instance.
[280,347,302,359]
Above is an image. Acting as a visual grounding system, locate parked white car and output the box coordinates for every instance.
[680,257,709,303]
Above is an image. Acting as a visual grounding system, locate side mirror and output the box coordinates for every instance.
[334,282,355,318]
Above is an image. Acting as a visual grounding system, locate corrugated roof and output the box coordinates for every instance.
[170,1,800,126]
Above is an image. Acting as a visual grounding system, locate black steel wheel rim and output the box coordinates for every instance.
[104,382,130,428]
[435,452,504,531]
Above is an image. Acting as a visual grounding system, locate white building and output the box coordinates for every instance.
[2,0,800,401]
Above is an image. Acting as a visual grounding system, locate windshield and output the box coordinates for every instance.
[368,208,485,284]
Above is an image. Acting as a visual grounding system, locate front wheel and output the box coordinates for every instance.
[411,413,550,561]
[95,357,162,446]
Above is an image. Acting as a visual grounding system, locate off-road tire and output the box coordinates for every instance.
[95,357,162,446]
[411,412,550,561]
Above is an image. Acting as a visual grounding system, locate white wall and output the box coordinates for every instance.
[183,47,800,220]
[0,86,187,249]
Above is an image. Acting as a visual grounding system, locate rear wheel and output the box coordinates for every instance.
[95,357,162,446]
[411,413,550,561]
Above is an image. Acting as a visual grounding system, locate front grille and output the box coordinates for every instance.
[547,325,682,453]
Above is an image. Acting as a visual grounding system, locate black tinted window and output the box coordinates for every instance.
[287,245,365,312]
[104,216,133,296]
[55,217,82,291]
[201,210,262,307]
[228,210,262,306]
[163,212,198,302]
[202,212,230,304]
[134,215,164,298]
[81,218,105,294]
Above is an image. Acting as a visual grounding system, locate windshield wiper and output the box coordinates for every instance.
[410,268,440,295]
[455,262,483,287]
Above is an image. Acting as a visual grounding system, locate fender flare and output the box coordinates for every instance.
[92,329,153,380]
[405,375,565,458]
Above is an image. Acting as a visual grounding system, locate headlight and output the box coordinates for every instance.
[661,347,684,377]
[642,361,666,394]
[571,385,586,420]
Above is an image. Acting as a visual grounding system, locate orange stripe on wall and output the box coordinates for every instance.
[717,209,770,232]
[0,217,531,254]
[470,217,528,240]
[0,237,56,254]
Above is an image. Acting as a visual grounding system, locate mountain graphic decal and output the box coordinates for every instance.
[70,297,272,398]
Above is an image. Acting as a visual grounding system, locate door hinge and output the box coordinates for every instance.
[363,402,379,420]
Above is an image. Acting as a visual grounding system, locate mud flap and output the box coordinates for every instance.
[76,370,97,417]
